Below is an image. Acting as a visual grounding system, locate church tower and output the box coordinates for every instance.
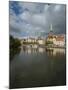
[49,24,53,36]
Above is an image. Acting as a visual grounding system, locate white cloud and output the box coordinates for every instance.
[32,13,46,26]
[19,11,32,23]
[19,11,46,27]
[54,5,62,12]
[44,5,49,12]
[19,2,38,13]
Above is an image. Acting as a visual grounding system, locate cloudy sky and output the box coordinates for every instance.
[9,1,66,38]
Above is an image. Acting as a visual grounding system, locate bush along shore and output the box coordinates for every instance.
[10,35,21,60]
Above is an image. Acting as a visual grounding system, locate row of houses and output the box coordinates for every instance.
[21,37,45,45]
[20,24,65,47]
[46,33,65,47]
[20,33,65,47]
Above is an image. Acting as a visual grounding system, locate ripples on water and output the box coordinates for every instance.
[10,45,66,89]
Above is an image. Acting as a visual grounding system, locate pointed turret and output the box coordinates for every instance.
[50,24,53,33]
[48,24,53,37]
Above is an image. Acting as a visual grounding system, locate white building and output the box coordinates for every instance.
[38,39,45,45]
[46,34,65,47]
[53,35,65,47]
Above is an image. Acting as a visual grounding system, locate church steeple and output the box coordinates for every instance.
[50,24,53,34]
[48,24,53,37]
[50,24,52,31]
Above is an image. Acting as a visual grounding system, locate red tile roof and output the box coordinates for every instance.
[56,36,64,41]
[48,34,65,41]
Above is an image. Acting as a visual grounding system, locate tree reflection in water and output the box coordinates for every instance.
[10,47,21,60]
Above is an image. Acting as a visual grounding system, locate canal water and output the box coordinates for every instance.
[10,45,66,89]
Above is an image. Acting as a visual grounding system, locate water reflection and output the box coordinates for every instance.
[10,45,66,88]
[10,47,21,60]
[46,48,65,56]
[21,45,65,56]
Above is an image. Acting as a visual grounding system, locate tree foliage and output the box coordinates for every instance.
[46,41,53,45]
[10,35,21,49]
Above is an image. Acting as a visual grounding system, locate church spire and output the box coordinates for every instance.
[49,24,53,36]
[50,24,52,31]
[50,24,53,31]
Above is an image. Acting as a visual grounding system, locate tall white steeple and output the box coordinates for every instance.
[50,24,53,31]
[49,24,53,36]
